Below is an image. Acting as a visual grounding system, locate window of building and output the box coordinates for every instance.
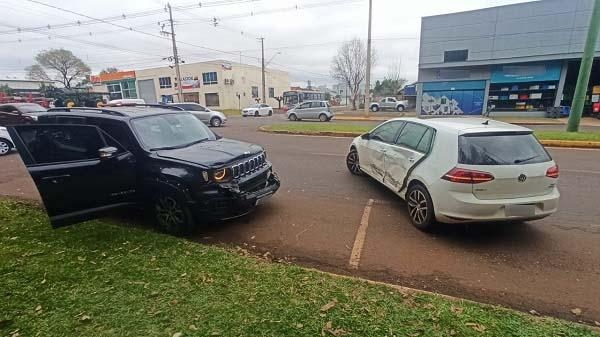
[106,83,122,100]
[251,86,259,98]
[120,80,137,99]
[205,93,220,107]
[159,77,172,88]
[444,49,468,62]
[202,72,218,85]
[269,87,275,98]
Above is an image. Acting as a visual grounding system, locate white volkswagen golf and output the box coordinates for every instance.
[346,117,560,230]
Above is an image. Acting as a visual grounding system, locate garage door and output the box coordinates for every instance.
[137,79,157,104]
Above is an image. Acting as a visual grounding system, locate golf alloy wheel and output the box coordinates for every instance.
[0,140,10,156]
[407,189,428,225]
[346,149,363,175]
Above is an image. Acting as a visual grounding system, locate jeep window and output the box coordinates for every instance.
[15,125,105,164]
[132,113,216,151]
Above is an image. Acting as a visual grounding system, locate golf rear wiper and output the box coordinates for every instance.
[514,154,541,164]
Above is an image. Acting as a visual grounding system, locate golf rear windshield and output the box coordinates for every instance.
[458,132,551,165]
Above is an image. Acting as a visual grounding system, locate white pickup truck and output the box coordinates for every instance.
[369,97,409,112]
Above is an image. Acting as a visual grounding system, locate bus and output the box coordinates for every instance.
[282,90,325,110]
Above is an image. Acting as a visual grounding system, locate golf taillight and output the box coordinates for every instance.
[546,165,560,178]
[442,167,495,184]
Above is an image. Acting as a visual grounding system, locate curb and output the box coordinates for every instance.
[258,127,600,149]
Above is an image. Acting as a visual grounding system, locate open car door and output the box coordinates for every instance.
[7,124,138,228]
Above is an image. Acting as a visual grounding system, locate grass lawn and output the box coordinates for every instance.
[263,123,370,135]
[534,131,600,142]
[262,124,600,142]
[1,200,597,337]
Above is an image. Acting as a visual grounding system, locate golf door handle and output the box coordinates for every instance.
[379,148,387,153]
[408,157,416,162]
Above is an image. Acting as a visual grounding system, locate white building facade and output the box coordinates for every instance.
[135,60,289,109]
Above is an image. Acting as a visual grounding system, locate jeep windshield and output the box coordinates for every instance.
[131,113,217,151]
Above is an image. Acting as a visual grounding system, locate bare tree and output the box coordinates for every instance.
[26,48,91,88]
[99,67,119,75]
[330,38,375,110]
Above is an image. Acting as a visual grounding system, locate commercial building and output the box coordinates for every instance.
[417,0,600,116]
[90,70,136,100]
[135,60,289,109]
[0,79,53,95]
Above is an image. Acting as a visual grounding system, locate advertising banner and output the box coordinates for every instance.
[491,62,561,83]
[179,76,201,89]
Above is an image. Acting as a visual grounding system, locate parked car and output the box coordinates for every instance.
[369,97,408,112]
[169,103,227,127]
[0,126,14,156]
[0,103,47,126]
[346,117,559,230]
[286,101,333,122]
[242,104,273,117]
[7,105,280,235]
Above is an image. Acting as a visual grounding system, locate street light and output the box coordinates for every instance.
[266,52,282,67]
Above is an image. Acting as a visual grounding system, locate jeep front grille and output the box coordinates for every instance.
[232,152,267,179]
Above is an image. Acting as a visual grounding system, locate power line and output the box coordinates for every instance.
[0,0,259,35]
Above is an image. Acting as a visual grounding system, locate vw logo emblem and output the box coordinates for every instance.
[518,174,527,183]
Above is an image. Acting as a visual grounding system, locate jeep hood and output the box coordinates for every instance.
[156,138,263,167]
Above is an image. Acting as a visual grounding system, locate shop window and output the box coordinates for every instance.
[159,77,172,88]
[269,87,275,98]
[121,81,137,99]
[205,93,220,107]
[444,49,468,62]
[202,72,218,85]
[251,86,259,98]
[107,83,122,100]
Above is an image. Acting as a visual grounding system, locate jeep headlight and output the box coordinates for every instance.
[213,168,232,183]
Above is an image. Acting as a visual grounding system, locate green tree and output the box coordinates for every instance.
[25,48,91,88]
[0,84,12,95]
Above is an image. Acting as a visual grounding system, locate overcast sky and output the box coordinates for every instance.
[0,0,534,87]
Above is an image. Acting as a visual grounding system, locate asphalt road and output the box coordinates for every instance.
[1,115,599,324]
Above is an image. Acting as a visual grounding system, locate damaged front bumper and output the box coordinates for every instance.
[191,168,281,221]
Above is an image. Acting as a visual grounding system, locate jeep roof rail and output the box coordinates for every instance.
[104,103,184,111]
[47,107,127,117]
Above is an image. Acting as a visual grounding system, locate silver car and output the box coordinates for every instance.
[286,100,333,122]
[0,126,14,156]
[170,103,227,127]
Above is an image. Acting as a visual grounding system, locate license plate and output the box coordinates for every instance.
[255,193,273,206]
[505,204,535,217]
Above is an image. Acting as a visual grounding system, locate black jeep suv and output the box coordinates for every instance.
[7,105,280,235]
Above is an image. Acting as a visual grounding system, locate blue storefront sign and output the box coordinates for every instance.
[491,62,561,83]
[421,80,486,116]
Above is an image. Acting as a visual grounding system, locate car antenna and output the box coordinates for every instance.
[482,120,489,125]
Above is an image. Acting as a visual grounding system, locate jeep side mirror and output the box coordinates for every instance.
[99,146,118,160]
[361,133,370,140]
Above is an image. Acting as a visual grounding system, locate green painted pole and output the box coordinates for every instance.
[567,0,600,132]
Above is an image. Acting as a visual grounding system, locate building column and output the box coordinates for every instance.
[416,82,423,117]
[483,79,491,115]
[554,60,569,107]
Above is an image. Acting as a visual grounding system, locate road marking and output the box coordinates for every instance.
[349,198,374,270]
[561,169,600,175]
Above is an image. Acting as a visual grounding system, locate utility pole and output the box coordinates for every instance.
[363,0,373,115]
[167,3,183,102]
[260,37,266,104]
[567,0,600,132]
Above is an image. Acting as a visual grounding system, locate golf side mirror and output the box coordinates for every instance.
[361,133,370,140]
